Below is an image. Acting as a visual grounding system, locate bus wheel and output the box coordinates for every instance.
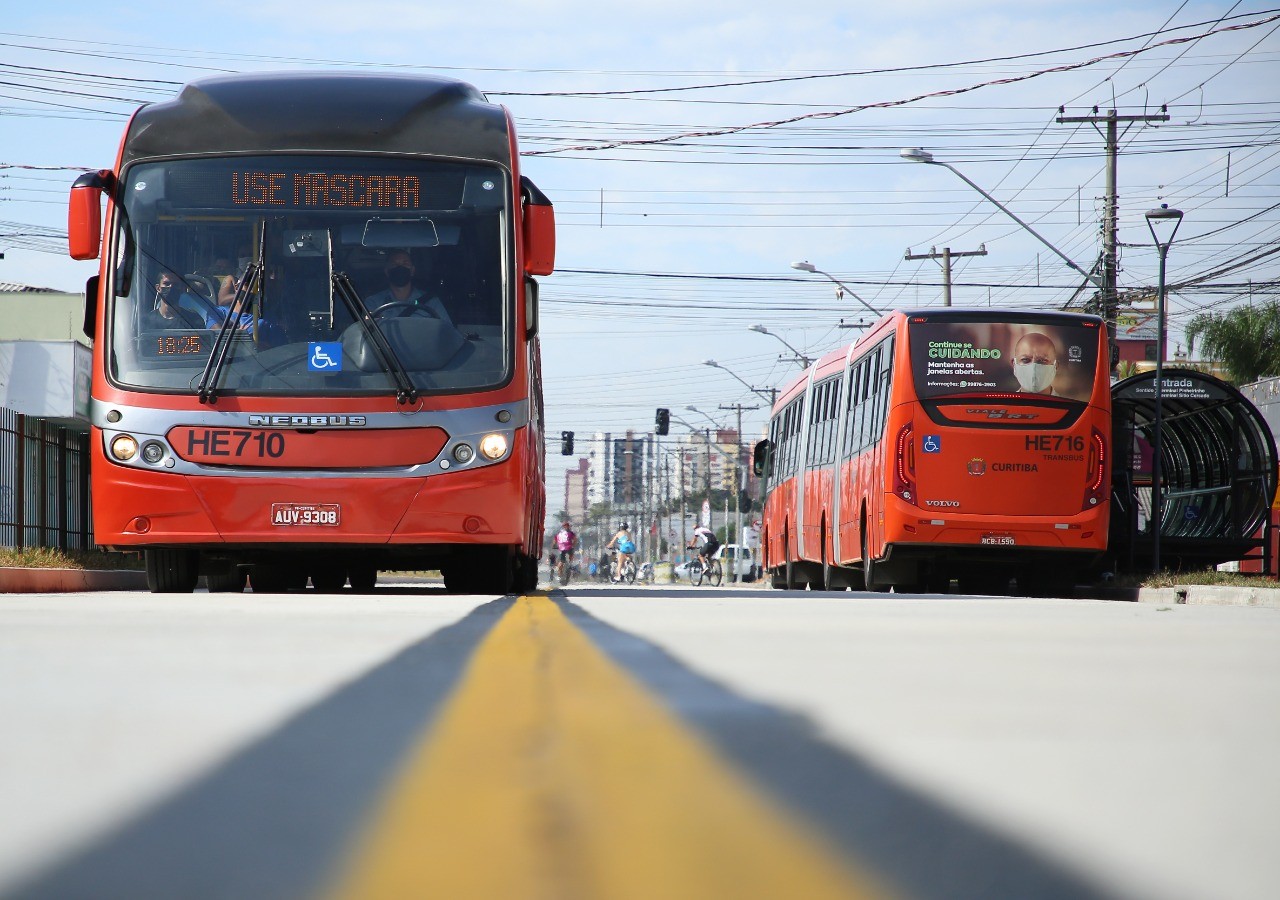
[250,565,292,593]
[145,549,198,593]
[205,567,247,593]
[862,532,890,593]
[517,553,539,591]
[310,565,347,592]
[349,565,377,593]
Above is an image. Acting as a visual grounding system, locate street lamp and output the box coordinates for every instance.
[789,260,880,317]
[702,359,776,405]
[684,405,724,430]
[748,324,812,368]
[898,148,1104,292]
[1145,204,1184,575]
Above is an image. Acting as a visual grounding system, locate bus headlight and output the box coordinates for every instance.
[110,434,139,461]
[479,433,508,460]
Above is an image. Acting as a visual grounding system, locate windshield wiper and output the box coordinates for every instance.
[331,272,418,404]
[196,262,261,404]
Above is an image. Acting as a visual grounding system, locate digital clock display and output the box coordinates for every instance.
[155,333,205,355]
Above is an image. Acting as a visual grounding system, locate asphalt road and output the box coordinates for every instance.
[1,581,1277,900]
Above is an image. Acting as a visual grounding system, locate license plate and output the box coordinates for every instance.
[271,503,341,526]
[980,534,1016,546]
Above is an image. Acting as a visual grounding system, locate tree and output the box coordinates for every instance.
[1185,301,1280,384]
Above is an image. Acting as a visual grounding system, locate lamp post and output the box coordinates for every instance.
[702,359,776,405]
[789,261,880,317]
[1145,204,1184,575]
[748,324,812,368]
[898,148,1103,293]
[684,405,724,430]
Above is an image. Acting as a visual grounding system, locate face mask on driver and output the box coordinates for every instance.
[1013,361,1057,393]
[387,265,413,288]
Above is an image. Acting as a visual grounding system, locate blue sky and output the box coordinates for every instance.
[2,1,1277,509]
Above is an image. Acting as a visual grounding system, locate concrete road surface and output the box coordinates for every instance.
[1,583,1277,900]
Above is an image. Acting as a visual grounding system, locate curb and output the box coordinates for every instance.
[0,568,148,594]
[1133,584,1280,608]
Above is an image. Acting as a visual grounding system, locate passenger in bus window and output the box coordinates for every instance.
[1011,331,1061,396]
[202,270,283,344]
[366,249,454,326]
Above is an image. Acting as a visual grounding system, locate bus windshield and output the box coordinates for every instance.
[109,155,511,396]
[909,316,1101,403]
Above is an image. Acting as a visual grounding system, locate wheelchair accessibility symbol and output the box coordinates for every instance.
[922,435,941,453]
[308,342,343,372]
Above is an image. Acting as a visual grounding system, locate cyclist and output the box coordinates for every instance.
[606,522,636,581]
[554,521,577,583]
[688,524,721,575]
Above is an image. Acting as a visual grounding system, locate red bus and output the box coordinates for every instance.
[67,72,555,593]
[755,309,1111,594]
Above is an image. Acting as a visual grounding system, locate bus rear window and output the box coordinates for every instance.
[909,318,1100,403]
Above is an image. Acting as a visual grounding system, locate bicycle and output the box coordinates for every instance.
[556,554,574,586]
[687,555,723,587]
[611,553,636,584]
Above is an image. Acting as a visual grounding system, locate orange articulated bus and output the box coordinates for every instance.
[67,72,554,593]
[754,309,1111,594]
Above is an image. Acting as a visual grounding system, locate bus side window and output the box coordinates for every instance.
[845,364,861,458]
[873,337,895,444]
[854,358,871,453]
[869,347,885,447]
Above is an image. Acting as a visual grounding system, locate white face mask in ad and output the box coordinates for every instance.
[1013,361,1057,393]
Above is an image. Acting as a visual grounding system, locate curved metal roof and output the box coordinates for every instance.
[1112,368,1276,569]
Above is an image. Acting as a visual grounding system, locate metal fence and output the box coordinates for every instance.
[0,406,92,550]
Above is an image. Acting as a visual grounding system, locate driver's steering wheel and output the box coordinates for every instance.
[370,300,437,320]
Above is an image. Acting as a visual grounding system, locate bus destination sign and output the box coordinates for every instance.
[231,171,422,209]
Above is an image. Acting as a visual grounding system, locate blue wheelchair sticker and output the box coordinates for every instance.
[922,435,941,453]
[308,342,343,372]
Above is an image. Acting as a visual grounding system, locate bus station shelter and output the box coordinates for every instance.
[1109,369,1277,575]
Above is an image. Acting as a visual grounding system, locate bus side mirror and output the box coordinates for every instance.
[753,439,773,478]
[521,176,555,277]
[68,170,113,261]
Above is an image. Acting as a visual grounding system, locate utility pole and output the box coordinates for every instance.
[720,402,758,580]
[904,245,987,306]
[1056,106,1169,368]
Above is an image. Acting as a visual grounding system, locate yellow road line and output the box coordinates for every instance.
[326,594,893,900]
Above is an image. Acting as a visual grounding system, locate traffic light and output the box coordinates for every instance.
[655,407,670,435]
[560,430,574,455]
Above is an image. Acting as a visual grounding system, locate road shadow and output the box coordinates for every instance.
[558,596,1117,900]
[6,598,512,900]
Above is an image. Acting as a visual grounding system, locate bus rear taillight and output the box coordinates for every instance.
[1083,427,1107,510]
[893,422,917,505]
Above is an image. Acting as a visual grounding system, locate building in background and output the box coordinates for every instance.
[0,283,94,550]
[563,457,589,524]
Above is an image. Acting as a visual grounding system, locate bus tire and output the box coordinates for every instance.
[310,565,347,592]
[862,530,889,593]
[145,548,198,594]
[349,565,377,592]
[205,566,247,593]
[250,564,293,593]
